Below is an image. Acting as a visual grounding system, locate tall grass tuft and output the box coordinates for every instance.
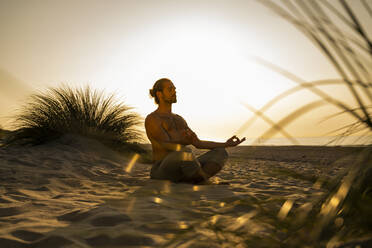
[236,1,372,246]
[5,85,145,153]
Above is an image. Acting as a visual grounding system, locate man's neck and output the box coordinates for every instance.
[156,102,172,114]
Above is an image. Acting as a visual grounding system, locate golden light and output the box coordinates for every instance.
[178,221,189,229]
[277,200,294,220]
[175,144,182,151]
[329,196,340,209]
[125,153,139,173]
[181,152,194,161]
[337,182,350,199]
[228,211,257,231]
[210,215,220,225]
[236,215,247,224]
[321,180,352,216]
[153,197,163,204]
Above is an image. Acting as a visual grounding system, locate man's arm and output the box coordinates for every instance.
[176,115,246,149]
[191,134,246,149]
[193,140,226,149]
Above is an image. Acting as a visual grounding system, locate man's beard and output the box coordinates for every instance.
[165,96,177,103]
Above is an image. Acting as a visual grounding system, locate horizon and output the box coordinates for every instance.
[139,136,372,147]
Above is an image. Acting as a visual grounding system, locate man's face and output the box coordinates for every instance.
[160,81,177,104]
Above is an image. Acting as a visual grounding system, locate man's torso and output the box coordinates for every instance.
[146,111,189,161]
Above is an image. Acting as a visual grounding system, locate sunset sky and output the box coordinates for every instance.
[1,0,371,145]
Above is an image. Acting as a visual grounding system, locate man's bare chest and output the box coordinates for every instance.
[159,115,186,132]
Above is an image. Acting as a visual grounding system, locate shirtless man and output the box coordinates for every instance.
[145,78,246,183]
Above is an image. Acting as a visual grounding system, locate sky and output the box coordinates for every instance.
[0,0,371,145]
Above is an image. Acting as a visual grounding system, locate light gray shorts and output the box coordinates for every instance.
[150,147,228,182]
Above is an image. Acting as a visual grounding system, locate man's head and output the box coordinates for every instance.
[149,78,177,105]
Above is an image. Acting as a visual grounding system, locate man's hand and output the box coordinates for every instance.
[225,135,246,147]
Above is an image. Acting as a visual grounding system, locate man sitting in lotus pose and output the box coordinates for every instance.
[145,78,246,183]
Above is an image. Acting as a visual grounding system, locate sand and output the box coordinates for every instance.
[0,135,369,248]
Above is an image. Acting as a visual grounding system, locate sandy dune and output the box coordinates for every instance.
[0,136,369,247]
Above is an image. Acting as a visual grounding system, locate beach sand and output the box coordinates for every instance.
[0,135,369,247]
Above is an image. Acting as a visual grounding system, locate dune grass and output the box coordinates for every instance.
[235,1,372,246]
[5,85,145,153]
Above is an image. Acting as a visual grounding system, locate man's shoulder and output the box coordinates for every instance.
[146,111,185,121]
[145,112,160,123]
[174,113,186,121]
[147,111,166,118]
[146,111,156,118]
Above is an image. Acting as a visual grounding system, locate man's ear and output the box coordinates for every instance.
[156,91,162,101]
